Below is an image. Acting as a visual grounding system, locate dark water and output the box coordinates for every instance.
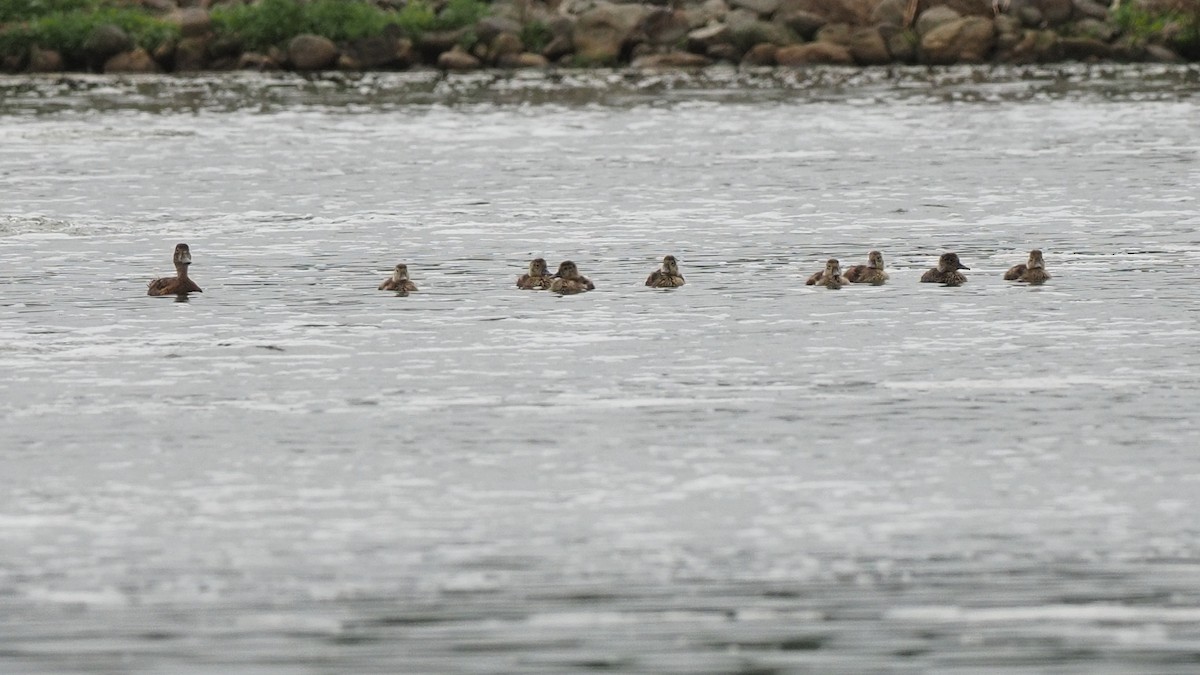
[2,66,1200,673]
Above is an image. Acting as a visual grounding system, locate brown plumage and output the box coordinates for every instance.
[379,264,418,292]
[549,260,594,294]
[645,255,685,288]
[920,252,969,286]
[843,250,889,285]
[1004,249,1050,284]
[805,258,845,289]
[517,258,553,290]
[147,243,202,296]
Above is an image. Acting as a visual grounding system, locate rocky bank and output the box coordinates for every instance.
[1,0,1195,75]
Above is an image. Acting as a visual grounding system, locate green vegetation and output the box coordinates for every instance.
[0,0,94,23]
[1113,0,1200,56]
[210,0,489,51]
[519,19,552,54]
[0,5,178,58]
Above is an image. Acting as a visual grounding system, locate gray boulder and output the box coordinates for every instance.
[574,3,650,63]
[920,16,995,62]
[289,34,338,71]
[775,41,855,63]
[104,48,160,73]
[917,6,962,35]
[83,24,133,68]
[29,46,64,72]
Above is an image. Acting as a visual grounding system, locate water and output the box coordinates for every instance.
[2,66,1200,673]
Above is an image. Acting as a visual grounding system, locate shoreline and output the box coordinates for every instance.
[2,0,1198,77]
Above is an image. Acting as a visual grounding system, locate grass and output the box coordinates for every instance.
[0,0,95,23]
[210,0,490,51]
[1112,0,1200,56]
[0,6,178,59]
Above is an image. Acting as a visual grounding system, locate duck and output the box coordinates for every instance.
[1004,249,1050,284]
[843,250,889,285]
[920,252,969,286]
[645,255,685,288]
[147,243,202,296]
[517,258,553,290]
[549,260,594,294]
[804,258,845,289]
[378,264,418,292]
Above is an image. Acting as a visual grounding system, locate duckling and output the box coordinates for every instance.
[517,258,553,290]
[843,250,889,285]
[379,264,418,292]
[920,252,969,286]
[1004,249,1050,285]
[549,260,594,294]
[645,255,685,288]
[147,243,202,296]
[804,258,845,289]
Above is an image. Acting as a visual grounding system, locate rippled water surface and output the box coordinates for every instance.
[3,66,1200,673]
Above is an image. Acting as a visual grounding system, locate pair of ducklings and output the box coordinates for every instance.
[516,256,685,293]
[919,250,1050,286]
[805,250,1049,289]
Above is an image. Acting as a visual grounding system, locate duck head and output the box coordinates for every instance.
[868,250,884,269]
[825,258,841,277]
[392,264,409,281]
[1027,249,1045,269]
[552,260,580,280]
[661,255,679,275]
[529,258,549,277]
[173,243,192,267]
[938,252,969,272]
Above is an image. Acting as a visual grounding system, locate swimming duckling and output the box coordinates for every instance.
[920,252,970,286]
[645,255,685,288]
[147,243,202,296]
[1003,249,1050,285]
[549,260,594,294]
[805,258,845,289]
[843,250,889,285]
[379,264,417,292]
[517,258,553,290]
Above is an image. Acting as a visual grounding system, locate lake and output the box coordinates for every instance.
[2,65,1200,673]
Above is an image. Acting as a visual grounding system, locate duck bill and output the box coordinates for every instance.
[957,263,969,270]
[179,252,192,266]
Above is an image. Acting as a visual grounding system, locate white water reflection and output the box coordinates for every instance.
[2,67,1200,673]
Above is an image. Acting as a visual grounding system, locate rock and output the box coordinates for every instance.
[237,52,280,70]
[707,42,742,60]
[740,42,779,64]
[916,6,962,35]
[912,0,992,18]
[28,46,64,73]
[884,26,918,60]
[731,0,782,16]
[83,24,134,69]
[543,35,575,60]
[208,34,242,60]
[348,35,403,69]
[489,32,526,62]
[632,51,713,67]
[774,9,827,38]
[640,9,691,45]
[474,15,523,43]
[994,14,1023,34]
[687,23,733,51]
[815,21,853,44]
[417,29,468,62]
[685,0,731,28]
[1038,0,1073,24]
[174,36,210,71]
[1070,18,1116,41]
[1059,36,1111,59]
[871,0,909,26]
[288,34,338,71]
[2,54,25,74]
[497,52,550,67]
[1016,5,1044,26]
[437,47,481,70]
[337,54,361,70]
[169,8,211,38]
[920,16,995,63]
[848,26,892,63]
[730,19,794,50]
[1144,44,1182,62]
[775,41,855,63]
[104,48,161,73]
[1071,0,1109,20]
[574,2,650,63]
[774,0,873,26]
